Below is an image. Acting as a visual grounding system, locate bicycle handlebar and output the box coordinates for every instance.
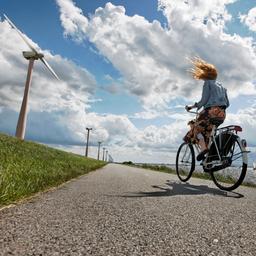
[187,110,198,114]
[185,105,198,114]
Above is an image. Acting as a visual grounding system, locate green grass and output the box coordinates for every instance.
[126,162,211,181]
[135,163,211,181]
[138,163,176,174]
[0,133,106,206]
[123,162,177,175]
[123,162,256,188]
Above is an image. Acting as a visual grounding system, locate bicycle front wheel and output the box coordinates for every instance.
[210,136,248,191]
[176,142,195,182]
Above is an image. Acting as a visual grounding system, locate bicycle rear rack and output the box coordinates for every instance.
[217,125,242,134]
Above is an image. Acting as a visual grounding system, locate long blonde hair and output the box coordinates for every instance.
[188,57,217,80]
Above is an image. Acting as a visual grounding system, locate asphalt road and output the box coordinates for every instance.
[1,164,256,256]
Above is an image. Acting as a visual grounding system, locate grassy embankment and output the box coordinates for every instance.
[123,162,256,188]
[123,162,211,180]
[0,133,106,206]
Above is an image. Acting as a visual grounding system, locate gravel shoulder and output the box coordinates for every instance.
[1,164,256,256]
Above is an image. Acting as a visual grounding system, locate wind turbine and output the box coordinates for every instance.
[4,14,60,140]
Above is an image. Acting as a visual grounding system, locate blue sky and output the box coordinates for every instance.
[226,0,256,37]
[0,0,256,163]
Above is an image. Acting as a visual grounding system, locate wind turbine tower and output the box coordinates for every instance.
[4,14,60,140]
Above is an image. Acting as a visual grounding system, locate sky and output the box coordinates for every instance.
[0,0,256,164]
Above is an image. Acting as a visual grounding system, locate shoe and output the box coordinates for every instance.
[203,168,211,173]
[196,149,209,161]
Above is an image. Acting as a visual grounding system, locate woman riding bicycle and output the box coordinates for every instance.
[184,57,230,161]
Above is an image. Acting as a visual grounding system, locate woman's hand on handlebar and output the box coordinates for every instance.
[185,105,194,111]
[185,103,197,112]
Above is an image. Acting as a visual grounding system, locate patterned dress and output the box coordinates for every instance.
[183,106,226,146]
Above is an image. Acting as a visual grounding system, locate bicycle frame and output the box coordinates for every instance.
[177,108,249,190]
[203,125,222,167]
[186,110,248,169]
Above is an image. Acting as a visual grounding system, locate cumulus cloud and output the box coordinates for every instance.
[240,7,256,32]
[226,104,256,146]
[55,0,88,42]
[0,108,79,145]
[159,0,236,29]
[0,18,96,112]
[81,113,138,146]
[54,0,256,163]
[2,1,256,164]
[0,13,142,150]
[0,18,97,144]
[52,107,190,156]
[56,0,256,113]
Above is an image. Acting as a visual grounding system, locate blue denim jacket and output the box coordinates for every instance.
[195,80,229,110]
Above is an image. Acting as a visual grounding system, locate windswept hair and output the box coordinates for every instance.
[188,57,217,80]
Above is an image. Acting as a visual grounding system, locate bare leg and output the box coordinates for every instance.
[197,133,207,151]
[198,138,207,151]
[196,135,209,161]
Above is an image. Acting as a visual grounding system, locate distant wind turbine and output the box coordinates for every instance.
[4,14,60,140]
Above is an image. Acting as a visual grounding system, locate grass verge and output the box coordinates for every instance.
[0,133,106,206]
[124,162,211,179]
[123,162,256,188]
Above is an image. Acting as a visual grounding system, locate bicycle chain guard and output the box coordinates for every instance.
[203,157,232,172]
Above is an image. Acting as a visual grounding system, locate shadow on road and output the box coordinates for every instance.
[120,180,244,198]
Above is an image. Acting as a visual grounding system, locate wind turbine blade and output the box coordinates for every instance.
[3,14,38,53]
[40,57,60,80]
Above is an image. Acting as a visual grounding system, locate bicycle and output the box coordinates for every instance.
[176,109,249,191]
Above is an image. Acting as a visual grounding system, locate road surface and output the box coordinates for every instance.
[0,164,256,255]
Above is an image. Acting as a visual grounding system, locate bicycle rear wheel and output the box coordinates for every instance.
[176,142,195,182]
[210,136,247,191]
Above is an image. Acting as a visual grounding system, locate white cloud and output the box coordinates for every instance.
[137,121,186,150]
[56,1,256,113]
[55,0,88,42]
[0,19,96,113]
[2,15,187,155]
[240,7,256,32]
[51,114,188,163]
[226,104,256,146]
[55,108,189,157]
[53,0,256,163]
[2,2,256,164]
[0,18,97,144]
[158,0,236,29]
